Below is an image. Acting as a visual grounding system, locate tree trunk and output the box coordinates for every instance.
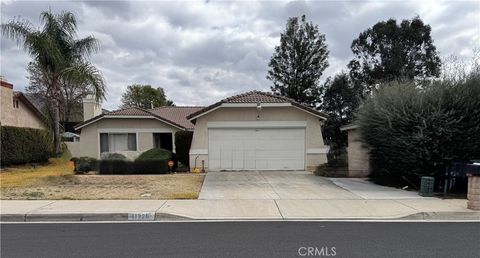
[53,98,61,154]
[51,76,61,155]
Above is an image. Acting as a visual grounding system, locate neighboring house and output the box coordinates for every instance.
[0,79,46,130]
[24,93,109,133]
[72,91,329,171]
[187,91,329,171]
[340,124,370,177]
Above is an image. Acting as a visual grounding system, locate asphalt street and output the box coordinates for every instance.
[1,221,479,258]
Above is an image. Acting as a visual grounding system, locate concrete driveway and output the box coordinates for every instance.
[199,171,360,200]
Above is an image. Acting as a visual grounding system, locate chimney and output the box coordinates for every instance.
[83,95,102,121]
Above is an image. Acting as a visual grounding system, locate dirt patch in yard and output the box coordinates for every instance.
[1,174,205,200]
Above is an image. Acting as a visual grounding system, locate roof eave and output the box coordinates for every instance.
[74,114,187,131]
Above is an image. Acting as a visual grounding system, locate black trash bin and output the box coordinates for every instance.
[419,176,434,197]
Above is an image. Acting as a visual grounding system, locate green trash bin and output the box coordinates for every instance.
[420,176,435,197]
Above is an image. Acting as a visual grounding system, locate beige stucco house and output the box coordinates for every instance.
[0,79,46,130]
[340,124,370,177]
[72,98,202,160]
[187,91,329,171]
[72,91,329,171]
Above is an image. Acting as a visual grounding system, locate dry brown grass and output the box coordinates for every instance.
[1,155,74,188]
[1,153,205,200]
[1,173,205,200]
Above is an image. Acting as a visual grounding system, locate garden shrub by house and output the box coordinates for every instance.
[97,148,176,174]
[0,126,54,166]
[136,148,177,171]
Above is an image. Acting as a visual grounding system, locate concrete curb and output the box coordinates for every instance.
[0,212,191,222]
[400,211,480,220]
[2,211,479,222]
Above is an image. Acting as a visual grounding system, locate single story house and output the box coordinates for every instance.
[72,99,202,160]
[340,124,370,177]
[0,78,47,130]
[72,91,329,171]
[187,91,328,171]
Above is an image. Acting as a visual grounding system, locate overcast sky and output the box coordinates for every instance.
[1,0,479,110]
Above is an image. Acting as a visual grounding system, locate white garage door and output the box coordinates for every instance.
[208,128,305,171]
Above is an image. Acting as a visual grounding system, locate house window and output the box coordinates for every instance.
[13,100,19,108]
[100,133,137,153]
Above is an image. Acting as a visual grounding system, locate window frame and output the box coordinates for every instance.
[99,132,138,154]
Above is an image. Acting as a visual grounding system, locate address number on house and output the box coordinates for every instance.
[128,212,155,221]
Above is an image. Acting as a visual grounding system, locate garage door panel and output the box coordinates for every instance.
[209,128,305,171]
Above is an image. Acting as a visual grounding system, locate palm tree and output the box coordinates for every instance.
[2,10,106,154]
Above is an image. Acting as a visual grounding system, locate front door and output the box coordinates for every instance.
[153,133,173,151]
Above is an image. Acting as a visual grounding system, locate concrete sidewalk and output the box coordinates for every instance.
[330,178,426,199]
[1,198,479,222]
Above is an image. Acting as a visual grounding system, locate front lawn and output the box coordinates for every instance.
[1,153,205,200]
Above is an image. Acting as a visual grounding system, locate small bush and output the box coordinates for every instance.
[175,131,193,167]
[136,148,177,171]
[72,157,99,174]
[136,148,172,160]
[101,153,127,160]
[1,126,54,166]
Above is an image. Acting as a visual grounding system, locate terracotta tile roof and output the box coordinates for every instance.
[187,91,328,120]
[74,106,203,130]
[223,90,291,103]
[150,106,204,130]
[106,107,153,116]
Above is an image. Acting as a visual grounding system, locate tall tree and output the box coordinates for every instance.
[320,73,361,151]
[121,84,174,109]
[267,15,329,107]
[26,61,90,129]
[2,10,106,153]
[348,16,441,94]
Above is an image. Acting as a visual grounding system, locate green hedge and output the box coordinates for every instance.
[136,148,177,170]
[132,160,169,174]
[137,148,172,160]
[357,73,480,186]
[99,160,135,174]
[175,131,193,167]
[97,148,176,174]
[98,160,169,174]
[1,126,54,166]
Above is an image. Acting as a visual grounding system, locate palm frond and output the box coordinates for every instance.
[1,19,34,47]
[61,61,107,102]
[73,36,100,57]
[58,11,77,37]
